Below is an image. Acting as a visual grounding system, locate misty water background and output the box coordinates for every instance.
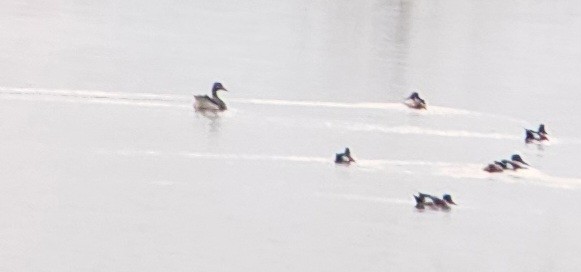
[1,0,581,271]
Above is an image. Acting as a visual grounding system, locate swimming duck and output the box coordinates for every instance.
[525,129,537,144]
[525,124,549,143]
[404,92,427,110]
[414,193,456,210]
[194,82,228,111]
[508,154,529,170]
[335,147,355,164]
[537,124,549,141]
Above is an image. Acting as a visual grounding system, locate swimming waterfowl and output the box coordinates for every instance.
[537,124,549,141]
[335,147,355,164]
[510,154,529,169]
[194,82,228,111]
[414,193,456,210]
[525,124,549,143]
[483,155,529,172]
[404,92,427,110]
[525,129,538,144]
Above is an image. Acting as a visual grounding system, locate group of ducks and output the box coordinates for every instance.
[194,85,448,210]
[482,124,549,173]
[334,93,457,211]
[336,147,458,211]
[413,193,456,210]
[194,84,547,211]
[483,154,530,173]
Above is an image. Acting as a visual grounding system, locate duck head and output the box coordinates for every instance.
[212,82,228,92]
[525,129,536,143]
[344,148,355,162]
[443,194,456,205]
[408,92,420,100]
[538,124,547,135]
[511,154,529,165]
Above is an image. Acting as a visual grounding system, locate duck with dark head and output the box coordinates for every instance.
[404,92,427,110]
[414,193,456,210]
[194,82,229,111]
[509,154,529,169]
[537,124,549,141]
[335,147,355,164]
[525,124,549,143]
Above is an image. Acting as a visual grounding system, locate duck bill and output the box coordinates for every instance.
[449,201,456,205]
[348,156,355,163]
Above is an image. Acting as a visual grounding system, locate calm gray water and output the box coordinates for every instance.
[1,0,581,271]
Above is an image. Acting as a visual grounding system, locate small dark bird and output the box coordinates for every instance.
[335,147,355,164]
[525,129,537,144]
[404,92,427,110]
[537,124,549,141]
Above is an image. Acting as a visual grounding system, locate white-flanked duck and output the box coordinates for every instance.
[483,154,529,172]
[194,82,228,111]
[414,193,456,210]
[404,92,427,110]
[525,124,549,143]
[335,147,355,164]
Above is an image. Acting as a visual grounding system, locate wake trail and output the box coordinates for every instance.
[100,149,581,190]
[0,86,481,115]
[324,122,521,140]
[4,86,572,142]
[99,149,462,167]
